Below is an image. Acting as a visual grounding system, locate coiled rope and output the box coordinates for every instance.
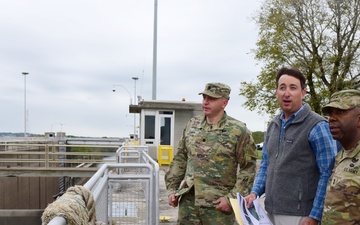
[41,185,105,225]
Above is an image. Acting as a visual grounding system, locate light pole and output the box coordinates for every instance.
[132,77,139,105]
[113,84,133,137]
[112,84,132,104]
[152,0,158,100]
[132,77,139,139]
[22,72,29,137]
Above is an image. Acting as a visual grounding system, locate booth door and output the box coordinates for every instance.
[141,110,174,159]
[159,113,173,145]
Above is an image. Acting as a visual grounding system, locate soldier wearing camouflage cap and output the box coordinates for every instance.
[165,82,257,225]
[198,82,231,100]
[321,89,360,225]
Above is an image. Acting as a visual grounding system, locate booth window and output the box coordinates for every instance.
[159,111,173,115]
[144,115,155,139]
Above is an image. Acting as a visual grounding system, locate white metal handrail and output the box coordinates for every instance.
[45,146,159,225]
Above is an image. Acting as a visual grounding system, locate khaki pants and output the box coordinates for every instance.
[268,213,319,225]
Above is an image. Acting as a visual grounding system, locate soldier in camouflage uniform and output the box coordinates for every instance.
[321,89,360,225]
[165,82,257,225]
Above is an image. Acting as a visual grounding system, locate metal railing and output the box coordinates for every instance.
[47,146,159,225]
[0,143,119,177]
[0,143,119,168]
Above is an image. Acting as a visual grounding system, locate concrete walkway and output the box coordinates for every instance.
[159,165,178,224]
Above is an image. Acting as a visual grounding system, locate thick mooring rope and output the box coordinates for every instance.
[41,185,105,225]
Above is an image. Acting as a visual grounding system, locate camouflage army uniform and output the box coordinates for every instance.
[321,90,360,225]
[321,142,360,225]
[165,112,257,224]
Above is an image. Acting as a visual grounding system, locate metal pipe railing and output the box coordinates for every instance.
[47,216,67,225]
[45,145,159,225]
[0,143,118,169]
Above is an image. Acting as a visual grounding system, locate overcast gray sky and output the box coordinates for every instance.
[0,0,268,138]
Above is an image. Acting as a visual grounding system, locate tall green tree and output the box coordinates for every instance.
[240,0,360,115]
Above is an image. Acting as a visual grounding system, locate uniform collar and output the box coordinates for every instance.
[200,111,228,129]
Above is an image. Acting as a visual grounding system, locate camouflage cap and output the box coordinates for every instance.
[322,89,360,114]
[198,82,231,100]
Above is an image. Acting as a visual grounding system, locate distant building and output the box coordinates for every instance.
[130,100,202,159]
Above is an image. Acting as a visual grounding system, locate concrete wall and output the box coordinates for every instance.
[0,210,43,225]
[0,177,59,209]
[0,177,59,225]
[148,145,158,160]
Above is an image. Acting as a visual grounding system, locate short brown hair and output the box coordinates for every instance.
[276,67,306,90]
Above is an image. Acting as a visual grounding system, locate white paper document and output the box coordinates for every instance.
[230,193,273,225]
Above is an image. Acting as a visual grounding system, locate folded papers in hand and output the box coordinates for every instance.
[230,193,272,225]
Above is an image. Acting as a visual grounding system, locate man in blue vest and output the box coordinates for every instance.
[245,67,337,225]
